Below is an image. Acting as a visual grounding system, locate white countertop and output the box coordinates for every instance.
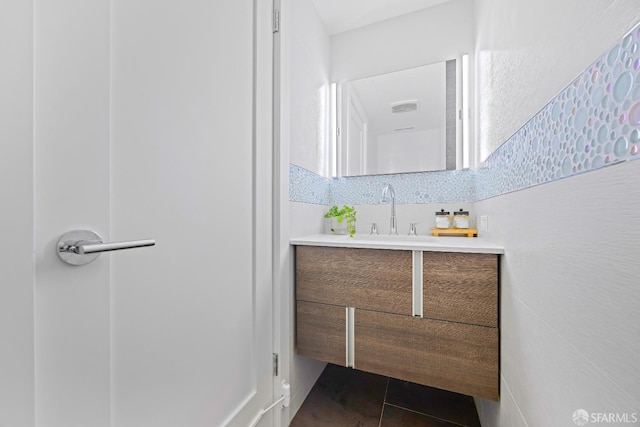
[290,234,504,254]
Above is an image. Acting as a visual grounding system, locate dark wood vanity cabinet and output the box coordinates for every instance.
[295,246,413,315]
[423,252,498,327]
[354,310,499,400]
[295,245,500,401]
[296,300,345,366]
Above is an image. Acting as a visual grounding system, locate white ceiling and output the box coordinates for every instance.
[310,0,454,35]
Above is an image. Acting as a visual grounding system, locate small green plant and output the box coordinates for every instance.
[324,205,357,237]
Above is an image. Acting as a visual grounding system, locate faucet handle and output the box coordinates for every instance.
[370,223,379,235]
[408,223,418,236]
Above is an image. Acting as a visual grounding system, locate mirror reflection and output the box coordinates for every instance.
[336,60,457,177]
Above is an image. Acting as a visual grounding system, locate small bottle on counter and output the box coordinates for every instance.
[453,208,470,229]
[435,209,452,229]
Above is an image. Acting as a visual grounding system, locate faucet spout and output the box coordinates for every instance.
[381,184,398,235]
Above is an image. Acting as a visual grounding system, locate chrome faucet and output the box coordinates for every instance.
[381,184,398,235]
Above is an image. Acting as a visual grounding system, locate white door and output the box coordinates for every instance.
[1,1,275,426]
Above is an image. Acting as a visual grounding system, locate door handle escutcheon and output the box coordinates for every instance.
[57,230,155,266]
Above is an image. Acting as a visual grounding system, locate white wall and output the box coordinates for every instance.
[0,1,35,426]
[354,203,474,237]
[331,0,474,82]
[281,0,332,423]
[475,161,640,427]
[475,0,640,162]
[287,202,329,418]
[289,0,332,176]
[474,2,640,426]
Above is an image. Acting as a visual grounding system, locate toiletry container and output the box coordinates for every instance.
[435,209,452,229]
[453,209,470,229]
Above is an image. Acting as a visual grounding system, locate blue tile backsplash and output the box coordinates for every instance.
[289,164,476,205]
[289,164,331,205]
[290,23,640,205]
[330,169,476,205]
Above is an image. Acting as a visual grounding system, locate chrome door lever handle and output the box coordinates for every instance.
[57,230,155,266]
[66,239,156,254]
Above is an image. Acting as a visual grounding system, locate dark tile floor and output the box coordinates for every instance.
[291,364,481,426]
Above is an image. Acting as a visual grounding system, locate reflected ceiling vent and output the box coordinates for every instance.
[391,100,418,113]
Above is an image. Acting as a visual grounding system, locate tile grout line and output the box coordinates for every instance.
[383,402,469,427]
[378,377,390,427]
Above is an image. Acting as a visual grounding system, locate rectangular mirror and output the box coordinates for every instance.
[333,59,463,177]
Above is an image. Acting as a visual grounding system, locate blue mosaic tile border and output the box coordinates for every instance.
[290,22,640,205]
[289,164,331,205]
[330,169,476,205]
[476,23,640,200]
[289,165,475,205]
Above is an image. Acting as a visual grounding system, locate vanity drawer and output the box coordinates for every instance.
[354,309,499,401]
[353,309,413,381]
[296,246,412,316]
[423,252,498,327]
[296,301,346,366]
